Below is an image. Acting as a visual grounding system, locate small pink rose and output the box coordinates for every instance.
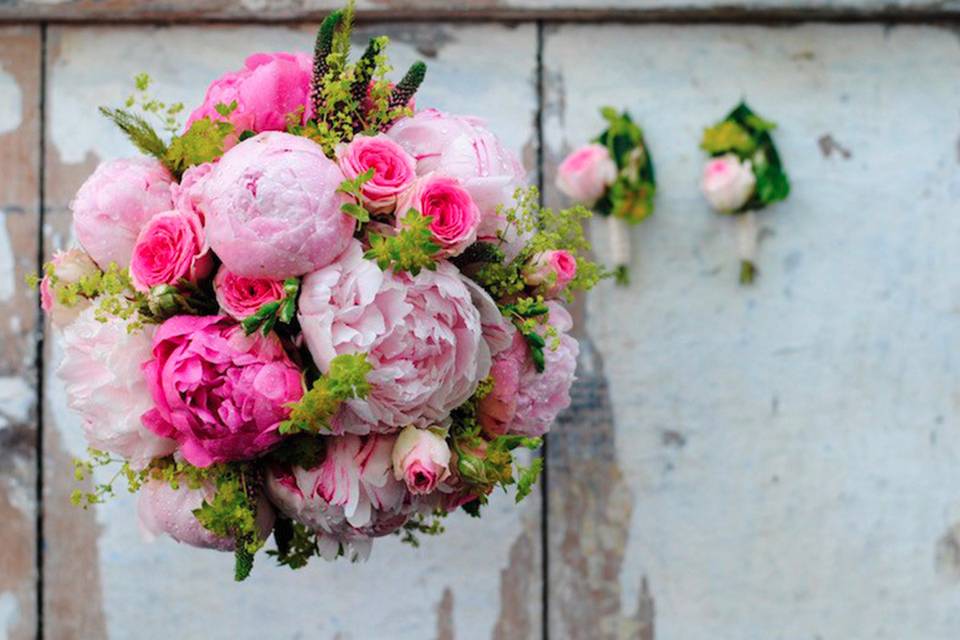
[391,425,451,495]
[129,210,212,293]
[336,134,417,214]
[701,153,756,213]
[213,267,285,320]
[556,143,617,205]
[397,175,480,257]
[523,249,577,296]
[40,248,99,327]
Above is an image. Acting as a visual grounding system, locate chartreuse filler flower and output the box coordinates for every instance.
[33,0,603,581]
[557,107,656,285]
[700,101,791,284]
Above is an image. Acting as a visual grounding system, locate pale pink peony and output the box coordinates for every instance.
[335,134,417,213]
[129,211,212,293]
[462,277,513,356]
[391,425,451,495]
[265,434,408,560]
[478,302,579,437]
[386,109,526,241]
[185,52,313,145]
[701,153,756,213]
[556,143,617,205]
[170,161,215,223]
[397,174,480,256]
[140,315,303,467]
[71,158,173,270]
[298,240,490,433]
[57,304,176,469]
[201,131,355,278]
[523,249,577,297]
[40,248,99,329]
[137,479,275,551]
[213,267,285,320]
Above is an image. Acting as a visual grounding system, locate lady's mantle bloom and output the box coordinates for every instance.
[336,134,417,214]
[202,131,355,279]
[701,153,756,213]
[141,315,303,467]
[556,143,617,205]
[391,425,451,495]
[298,241,490,433]
[129,210,212,293]
[57,304,176,469]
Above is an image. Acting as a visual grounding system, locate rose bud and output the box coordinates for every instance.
[40,248,99,328]
[396,174,481,257]
[213,267,285,320]
[701,153,756,213]
[129,210,212,293]
[523,249,577,297]
[391,425,451,495]
[336,134,417,214]
[556,143,617,205]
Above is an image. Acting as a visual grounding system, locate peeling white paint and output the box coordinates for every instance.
[0,591,19,640]
[0,376,32,429]
[0,211,15,303]
[0,63,22,136]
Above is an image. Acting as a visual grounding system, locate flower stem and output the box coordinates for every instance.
[735,210,759,285]
[608,215,631,286]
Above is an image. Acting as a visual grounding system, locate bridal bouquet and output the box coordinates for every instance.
[36,3,602,580]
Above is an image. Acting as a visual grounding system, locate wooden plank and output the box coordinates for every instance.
[543,23,960,639]
[43,23,540,639]
[2,0,960,22]
[0,25,40,640]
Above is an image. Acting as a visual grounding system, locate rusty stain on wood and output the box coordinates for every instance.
[492,521,538,640]
[436,587,455,640]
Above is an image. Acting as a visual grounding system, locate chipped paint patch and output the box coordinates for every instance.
[0,376,32,429]
[436,588,455,640]
[0,591,20,639]
[0,64,21,136]
[936,524,960,582]
[0,212,15,303]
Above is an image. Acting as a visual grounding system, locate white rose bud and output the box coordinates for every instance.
[391,425,451,495]
[701,153,756,213]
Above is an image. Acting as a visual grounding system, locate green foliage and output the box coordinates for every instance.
[268,519,320,569]
[266,434,326,470]
[364,210,440,275]
[280,353,373,434]
[71,449,146,507]
[397,511,447,548]
[241,278,301,336]
[99,107,169,161]
[164,103,237,179]
[700,120,756,156]
[594,108,657,224]
[337,168,375,223]
[126,72,184,133]
[501,296,551,373]
[515,457,544,503]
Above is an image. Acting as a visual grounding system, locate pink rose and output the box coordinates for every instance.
[391,425,451,495]
[556,143,617,205]
[201,131,355,278]
[141,315,303,467]
[185,52,313,146]
[213,267,285,320]
[386,109,526,242]
[523,250,577,296]
[335,134,417,213]
[397,175,480,256]
[265,434,408,560]
[701,153,756,213]
[138,479,274,551]
[57,305,176,469]
[40,248,99,328]
[298,240,490,433]
[129,211,212,293]
[171,161,215,223]
[71,158,173,269]
[478,302,579,437]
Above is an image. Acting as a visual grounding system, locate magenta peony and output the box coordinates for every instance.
[71,157,173,270]
[129,211,212,293]
[213,267,285,320]
[556,143,617,205]
[397,174,480,257]
[478,302,578,437]
[336,134,417,213]
[298,240,490,433]
[201,131,355,279]
[140,315,303,467]
[57,305,176,469]
[391,425,451,495]
[137,479,275,551]
[185,52,313,144]
[523,249,577,297]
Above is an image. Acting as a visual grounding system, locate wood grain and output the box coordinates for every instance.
[41,22,541,640]
[543,22,960,639]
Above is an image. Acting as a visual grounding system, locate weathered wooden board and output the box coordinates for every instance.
[544,23,960,639]
[0,25,40,640]
[42,22,541,640]
[1,0,959,22]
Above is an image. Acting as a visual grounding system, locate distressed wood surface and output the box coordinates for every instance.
[1,0,960,22]
[41,22,541,640]
[543,23,960,639]
[0,25,40,640]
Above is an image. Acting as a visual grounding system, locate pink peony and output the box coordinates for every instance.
[170,161,215,223]
[391,425,451,495]
[185,52,313,145]
[140,315,303,467]
[71,158,173,270]
[213,267,285,320]
[386,109,526,241]
[523,249,577,296]
[129,211,212,293]
[298,240,490,433]
[40,248,99,329]
[201,131,355,278]
[57,304,176,469]
[336,134,417,213]
[397,174,480,256]
[462,277,513,356]
[137,479,274,551]
[478,302,579,437]
[701,153,756,213]
[265,434,407,560]
[556,143,617,205]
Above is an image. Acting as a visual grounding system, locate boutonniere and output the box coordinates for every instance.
[700,102,790,284]
[557,108,656,285]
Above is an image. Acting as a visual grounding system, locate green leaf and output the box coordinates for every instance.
[99,107,168,160]
[282,354,373,434]
[235,546,254,582]
[515,457,544,503]
[341,202,370,222]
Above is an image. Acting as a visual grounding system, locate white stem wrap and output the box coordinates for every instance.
[608,215,631,268]
[735,211,759,264]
